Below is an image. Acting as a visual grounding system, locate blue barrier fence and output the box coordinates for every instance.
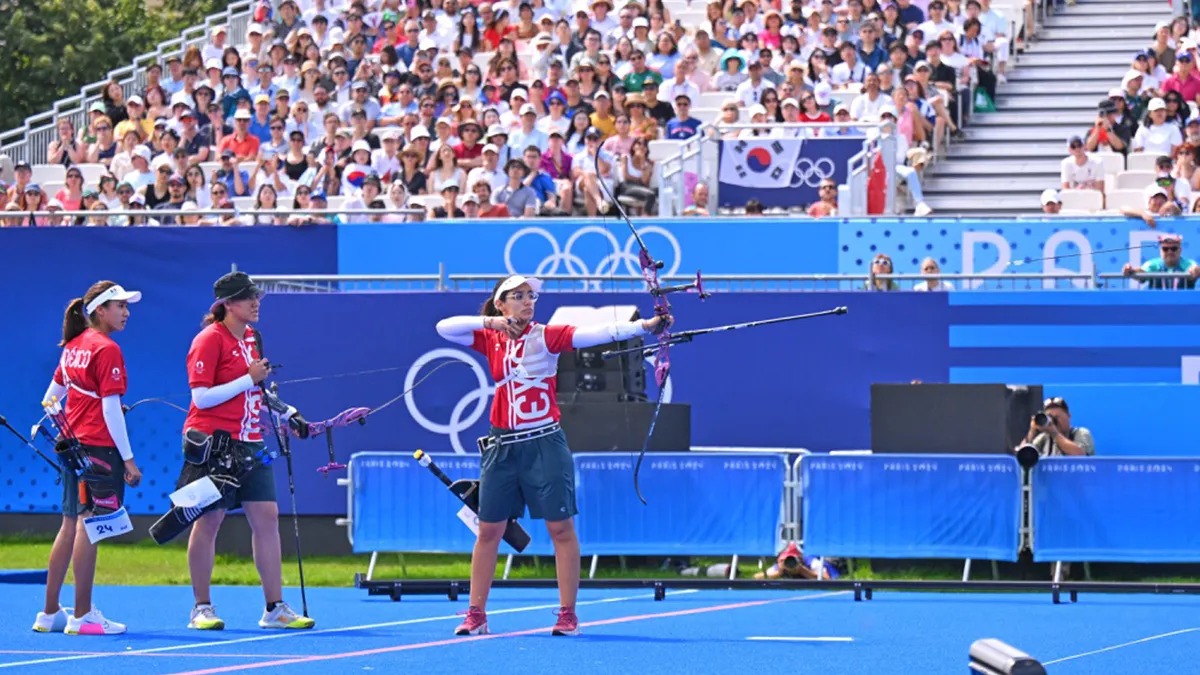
[347,452,786,558]
[801,454,1023,561]
[1032,458,1200,563]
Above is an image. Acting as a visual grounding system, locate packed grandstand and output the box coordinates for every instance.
[0,0,1192,222]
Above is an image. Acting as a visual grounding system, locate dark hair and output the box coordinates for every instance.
[480,277,509,316]
[61,280,119,346]
[202,303,227,327]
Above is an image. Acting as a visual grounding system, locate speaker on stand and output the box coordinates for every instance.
[549,305,690,452]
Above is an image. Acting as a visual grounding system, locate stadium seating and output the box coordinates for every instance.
[0,0,1061,223]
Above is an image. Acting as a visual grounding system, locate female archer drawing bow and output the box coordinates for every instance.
[435,274,672,638]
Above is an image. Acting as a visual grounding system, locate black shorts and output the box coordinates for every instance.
[478,427,577,523]
[219,441,276,510]
[61,445,125,517]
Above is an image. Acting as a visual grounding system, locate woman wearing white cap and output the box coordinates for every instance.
[33,281,142,636]
[436,275,671,638]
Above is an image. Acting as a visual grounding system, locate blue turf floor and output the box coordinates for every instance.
[0,582,1196,674]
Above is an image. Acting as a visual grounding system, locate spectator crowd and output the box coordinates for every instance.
[0,0,1013,224]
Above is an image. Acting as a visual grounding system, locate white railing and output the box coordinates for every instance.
[0,0,256,166]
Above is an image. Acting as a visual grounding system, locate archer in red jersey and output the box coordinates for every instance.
[436,274,671,638]
[35,280,142,636]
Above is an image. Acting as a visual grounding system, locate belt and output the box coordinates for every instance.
[477,423,561,453]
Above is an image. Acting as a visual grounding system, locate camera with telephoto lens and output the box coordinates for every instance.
[1033,410,1056,428]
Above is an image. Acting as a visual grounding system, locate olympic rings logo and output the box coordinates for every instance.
[504,225,683,289]
[791,157,836,188]
[403,348,673,454]
[404,348,494,454]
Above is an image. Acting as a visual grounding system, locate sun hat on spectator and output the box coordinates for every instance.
[510,88,529,102]
[46,199,64,210]
[24,184,42,195]
[132,146,152,163]
[14,160,31,172]
[1040,189,1060,206]
[254,94,271,105]
[441,179,461,193]
[222,66,239,78]
[814,80,833,106]
[719,49,746,71]
[781,97,799,109]
[234,109,252,120]
[1159,233,1183,244]
[482,143,499,155]
[89,101,106,113]
[1147,97,1167,112]
[1145,183,1169,200]
[181,201,199,211]
[129,193,146,206]
[127,95,145,107]
[411,125,431,140]
[584,126,602,139]
[247,23,264,35]
[747,103,767,118]
[519,104,538,116]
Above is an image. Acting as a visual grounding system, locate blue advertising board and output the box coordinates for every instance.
[334,216,1200,281]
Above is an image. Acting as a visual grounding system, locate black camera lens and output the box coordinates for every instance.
[1033,411,1049,427]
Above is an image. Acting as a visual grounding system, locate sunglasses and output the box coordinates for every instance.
[1044,397,1067,408]
[1162,245,1180,252]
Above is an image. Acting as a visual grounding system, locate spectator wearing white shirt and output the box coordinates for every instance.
[917,1,956,47]
[735,61,770,107]
[850,73,889,121]
[830,42,867,88]
[1133,98,1183,156]
[1060,136,1104,192]
[203,27,229,65]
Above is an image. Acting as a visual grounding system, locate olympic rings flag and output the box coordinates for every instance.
[716,137,863,209]
[504,225,683,288]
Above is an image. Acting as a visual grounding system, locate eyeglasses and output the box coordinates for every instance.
[96,125,111,131]
[507,291,539,301]
[1162,245,1180,252]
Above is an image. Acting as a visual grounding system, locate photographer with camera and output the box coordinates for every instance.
[1022,397,1094,457]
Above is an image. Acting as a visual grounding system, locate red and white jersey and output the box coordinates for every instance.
[52,328,127,447]
[472,322,576,431]
[183,322,263,442]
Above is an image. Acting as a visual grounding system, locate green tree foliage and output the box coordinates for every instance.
[0,0,227,131]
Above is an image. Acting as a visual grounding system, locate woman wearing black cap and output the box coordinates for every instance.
[181,272,315,631]
[436,274,671,638]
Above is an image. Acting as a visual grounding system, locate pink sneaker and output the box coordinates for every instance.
[454,606,488,636]
[552,607,579,636]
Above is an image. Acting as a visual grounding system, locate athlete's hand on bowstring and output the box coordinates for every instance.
[248,359,271,384]
[124,458,142,487]
[485,316,525,340]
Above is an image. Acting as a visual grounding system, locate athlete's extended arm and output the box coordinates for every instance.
[436,316,486,346]
[571,316,671,349]
[191,375,256,409]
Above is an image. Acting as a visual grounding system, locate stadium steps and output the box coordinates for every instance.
[919,0,1168,216]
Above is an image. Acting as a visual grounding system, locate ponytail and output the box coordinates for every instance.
[201,303,227,327]
[60,280,118,346]
[60,298,88,347]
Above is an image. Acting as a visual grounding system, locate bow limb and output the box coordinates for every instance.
[302,406,371,437]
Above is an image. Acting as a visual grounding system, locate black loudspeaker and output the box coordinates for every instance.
[558,401,691,452]
[870,383,1044,455]
[553,305,647,402]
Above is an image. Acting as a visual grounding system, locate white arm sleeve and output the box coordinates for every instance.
[43,381,68,405]
[436,316,487,346]
[191,374,256,409]
[101,396,134,461]
[571,320,650,349]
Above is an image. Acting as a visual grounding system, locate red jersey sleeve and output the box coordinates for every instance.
[544,324,577,354]
[92,344,128,398]
[53,364,64,386]
[187,329,222,388]
[471,328,493,355]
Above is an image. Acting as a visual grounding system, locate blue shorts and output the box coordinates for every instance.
[219,441,276,510]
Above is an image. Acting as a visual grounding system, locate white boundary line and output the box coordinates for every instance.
[1042,627,1200,666]
[746,636,854,643]
[0,590,698,669]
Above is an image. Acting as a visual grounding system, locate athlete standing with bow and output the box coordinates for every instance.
[435,274,671,637]
[33,281,142,636]
[182,271,315,631]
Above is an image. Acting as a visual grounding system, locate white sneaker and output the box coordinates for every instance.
[913,202,934,217]
[64,608,126,635]
[32,606,71,633]
[188,604,225,630]
[258,601,315,630]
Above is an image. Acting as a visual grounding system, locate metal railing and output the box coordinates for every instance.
[0,0,256,165]
[242,272,1197,294]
